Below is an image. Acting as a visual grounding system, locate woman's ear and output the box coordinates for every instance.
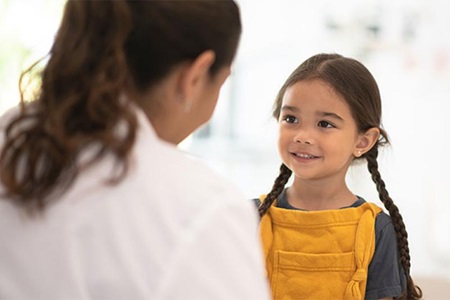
[354,127,380,157]
[178,50,216,107]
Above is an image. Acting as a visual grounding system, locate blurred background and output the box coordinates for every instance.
[1,0,449,298]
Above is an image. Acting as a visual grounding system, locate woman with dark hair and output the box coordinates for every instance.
[0,1,270,299]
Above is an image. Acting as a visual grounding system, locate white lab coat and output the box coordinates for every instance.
[0,107,270,300]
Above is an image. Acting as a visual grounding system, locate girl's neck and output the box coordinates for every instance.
[286,179,356,211]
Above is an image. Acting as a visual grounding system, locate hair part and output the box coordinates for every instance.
[261,53,422,299]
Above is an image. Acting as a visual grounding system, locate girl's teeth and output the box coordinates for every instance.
[296,153,313,158]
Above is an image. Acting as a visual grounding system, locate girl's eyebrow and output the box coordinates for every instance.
[280,105,299,112]
[317,111,344,121]
[281,106,344,122]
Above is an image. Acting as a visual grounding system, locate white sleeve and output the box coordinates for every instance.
[156,199,271,300]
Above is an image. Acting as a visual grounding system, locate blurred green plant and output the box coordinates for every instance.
[0,0,64,113]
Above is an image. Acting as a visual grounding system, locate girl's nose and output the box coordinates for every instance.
[294,129,313,145]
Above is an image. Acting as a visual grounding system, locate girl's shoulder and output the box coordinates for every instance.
[374,210,393,232]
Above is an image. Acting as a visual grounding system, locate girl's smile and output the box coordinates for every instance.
[290,151,320,162]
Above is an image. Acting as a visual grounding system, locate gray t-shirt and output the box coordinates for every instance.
[255,190,407,299]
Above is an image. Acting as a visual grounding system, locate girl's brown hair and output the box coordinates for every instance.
[259,53,422,299]
[0,0,241,213]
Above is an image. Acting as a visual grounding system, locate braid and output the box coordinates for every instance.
[259,163,292,217]
[366,146,422,299]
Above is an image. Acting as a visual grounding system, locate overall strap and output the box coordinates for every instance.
[344,204,381,300]
[257,195,273,270]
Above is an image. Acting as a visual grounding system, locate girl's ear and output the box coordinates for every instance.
[354,127,380,157]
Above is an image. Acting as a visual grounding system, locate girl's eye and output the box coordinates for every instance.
[282,115,298,123]
[318,120,334,128]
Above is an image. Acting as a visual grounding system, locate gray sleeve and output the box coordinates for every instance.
[365,212,407,300]
[252,198,261,209]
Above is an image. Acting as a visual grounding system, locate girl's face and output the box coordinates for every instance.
[277,79,362,183]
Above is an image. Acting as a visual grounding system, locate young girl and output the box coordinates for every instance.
[256,53,422,299]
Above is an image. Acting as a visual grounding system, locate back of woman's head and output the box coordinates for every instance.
[55,0,241,93]
[124,0,242,91]
[0,0,241,213]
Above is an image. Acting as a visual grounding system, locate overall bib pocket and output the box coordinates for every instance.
[271,250,355,300]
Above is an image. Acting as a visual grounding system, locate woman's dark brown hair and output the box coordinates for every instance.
[259,53,422,299]
[0,0,241,213]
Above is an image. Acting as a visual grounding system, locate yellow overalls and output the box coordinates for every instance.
[259,198,382,300]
